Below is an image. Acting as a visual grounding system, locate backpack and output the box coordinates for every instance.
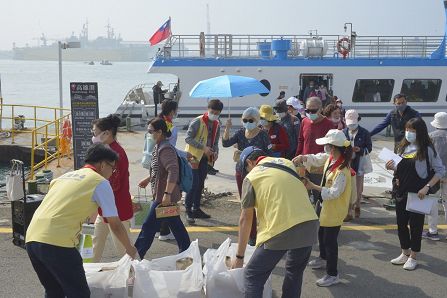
[175,149,193,193]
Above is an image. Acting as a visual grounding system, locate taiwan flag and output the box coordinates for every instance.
[149,18,171,46]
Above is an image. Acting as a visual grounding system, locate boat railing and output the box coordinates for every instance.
[159,34,445,59]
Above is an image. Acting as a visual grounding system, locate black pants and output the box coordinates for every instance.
[160,221,170,236]
[318,226,341,276]
[185,156,208,210]
[26,241,90,298]
[396,198,425,252]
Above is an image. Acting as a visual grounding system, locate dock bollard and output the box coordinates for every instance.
[126,117,132,132]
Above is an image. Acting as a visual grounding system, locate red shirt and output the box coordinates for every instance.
[98,141,133,221]
[296,117,333,156]
[268,123,290,157]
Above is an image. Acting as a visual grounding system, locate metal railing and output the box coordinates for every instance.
[0,103,71,179]
[160,34,445,59]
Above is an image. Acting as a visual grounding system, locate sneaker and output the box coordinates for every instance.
[186,210,195,224]
[422,231,440,241]
[308,257,326,269]
[390,253,409,265]
[403,257,418,271]
[193,208,211,219]
[316,274,340,287]
[158,232,175,241]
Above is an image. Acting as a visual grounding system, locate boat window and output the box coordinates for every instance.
[259,79,271,97]
[400,79,441,102]
[352,79,394,102]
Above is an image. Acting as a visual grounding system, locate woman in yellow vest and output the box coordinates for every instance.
[293,129,352,287]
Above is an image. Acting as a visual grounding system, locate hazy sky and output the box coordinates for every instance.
[0,0,445,50]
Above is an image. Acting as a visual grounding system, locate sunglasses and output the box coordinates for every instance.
[242,119,255,123]
[305,109,319,114]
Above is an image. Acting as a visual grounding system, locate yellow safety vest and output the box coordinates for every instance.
[246,157,318,246]
[319,160,351,227]
[185,115,208,161]
[26,168,105,248]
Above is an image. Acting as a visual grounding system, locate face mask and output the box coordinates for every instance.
[277,112,286,118]
[147,132,157,149]
[395,104,407,113]
[324,144,332,154]
[243,122,257,131]
[331,117,340,124]
[91,131,104,144]
[405,131,417,143]
[208,113,219,121]
[172,113,178,120]
[259,119,267,127]
[348,124,358,131]
[291,109,299,116]
[307,113,319,121]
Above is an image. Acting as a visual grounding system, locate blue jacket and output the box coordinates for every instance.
[343,125,372,172]
[369,106,420,143]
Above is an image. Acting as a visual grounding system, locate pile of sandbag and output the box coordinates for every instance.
[83,239,271,298]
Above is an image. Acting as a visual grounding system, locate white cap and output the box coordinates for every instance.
[286,97,300,110]
[316,129,351,147]
[345,109,359,125]
[431,112,447,129]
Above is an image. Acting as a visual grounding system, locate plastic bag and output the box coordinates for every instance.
[6,163,24,201]
[84,255,133,298]
[133,240,203,298]
[358,149,373,176]
[131,187,152,228]
[203,238,272,298]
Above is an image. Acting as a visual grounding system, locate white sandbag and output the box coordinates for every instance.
[6,166,24,201]
[84,255,132,298]
[133,239,203,298]
[204,238,272,298]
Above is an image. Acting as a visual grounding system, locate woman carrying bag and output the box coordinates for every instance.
[136,118,191,259]
[386,117,445,270]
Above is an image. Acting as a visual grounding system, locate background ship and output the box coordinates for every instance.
[12,22,156,62]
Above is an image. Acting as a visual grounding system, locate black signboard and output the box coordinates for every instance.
[70,82,99,170]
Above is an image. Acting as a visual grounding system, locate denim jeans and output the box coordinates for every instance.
[26,241,90,298]
[135,201,191,259]
[318,226,341,276]
[185,156,208,210]
[245,245,312,298]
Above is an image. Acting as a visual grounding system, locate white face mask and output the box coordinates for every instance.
[91,131,105,144]
[208,113,219,121]
[331,117,341,124]
[277,112,286,118]
[347,124,358,131]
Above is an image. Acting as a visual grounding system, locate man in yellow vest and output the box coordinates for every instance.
[231,146,319,297]
[26,143,137,298]
[184,99,223,223]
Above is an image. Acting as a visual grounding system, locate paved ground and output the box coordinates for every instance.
[1,131,446,297]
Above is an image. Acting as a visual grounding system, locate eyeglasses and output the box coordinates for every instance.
[105,161,117,173]
[242,119,255,123]
[305,109,319,114]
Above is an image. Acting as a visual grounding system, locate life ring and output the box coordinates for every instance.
[337,37,351,58]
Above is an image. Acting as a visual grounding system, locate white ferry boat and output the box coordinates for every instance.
[142,2,447,130]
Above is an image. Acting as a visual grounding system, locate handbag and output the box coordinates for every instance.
[6,161,25,201]
[358,148,373,175]
[131,187,152,228]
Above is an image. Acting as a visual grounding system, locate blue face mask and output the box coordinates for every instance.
[405,131,417,143]
[243,122,257,131]
[307,113,319,121]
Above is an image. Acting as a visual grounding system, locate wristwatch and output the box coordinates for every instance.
[236,254,244,260]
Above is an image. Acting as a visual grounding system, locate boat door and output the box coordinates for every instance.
[299,73,333,101]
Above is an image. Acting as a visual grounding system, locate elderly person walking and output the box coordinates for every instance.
[343,110,372,219]
[422,112,447,241]
[136,118,191,259]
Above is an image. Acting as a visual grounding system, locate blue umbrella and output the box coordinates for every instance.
[189,75,270,117]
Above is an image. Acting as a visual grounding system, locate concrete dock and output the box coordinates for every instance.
[0,130,446,298]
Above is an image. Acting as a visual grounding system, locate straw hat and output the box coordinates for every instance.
[259,105,279,122]
[431,112,447,129]
[316,129,350,147]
